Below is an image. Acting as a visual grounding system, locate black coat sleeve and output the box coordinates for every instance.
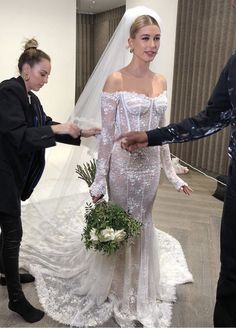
[0,86,56,153]
[147,53,234,146]
[47,121,81,146]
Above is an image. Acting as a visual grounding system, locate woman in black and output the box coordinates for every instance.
[0,38,99,323]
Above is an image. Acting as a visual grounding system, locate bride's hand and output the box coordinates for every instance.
[179,185,193,195]
[91,194,104,203]
[81,128,101,138]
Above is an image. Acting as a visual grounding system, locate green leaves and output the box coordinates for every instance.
[81,200,142,255]
[76,159,142,255]
[75,159,96,187]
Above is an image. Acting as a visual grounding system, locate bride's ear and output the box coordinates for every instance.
[128,38,134,52]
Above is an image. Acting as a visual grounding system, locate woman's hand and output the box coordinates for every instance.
[81,128,101,138]
[179,185,193,195]
[91,193,104,204]
[51,122,81,138]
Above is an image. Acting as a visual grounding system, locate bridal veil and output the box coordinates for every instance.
[19,6,193,327]
[22,5,162,216]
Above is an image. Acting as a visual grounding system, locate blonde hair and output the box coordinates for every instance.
[18,38,51,73]
[130,15,160,38]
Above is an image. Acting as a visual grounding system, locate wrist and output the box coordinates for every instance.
[51,125,58,134]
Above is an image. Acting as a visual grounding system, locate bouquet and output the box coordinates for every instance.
[76,160,142,255]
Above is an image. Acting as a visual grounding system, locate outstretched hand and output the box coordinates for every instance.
[51,122,81,138]
[81,127,101,138]
[117,131,148,152]
[179,185,193,195]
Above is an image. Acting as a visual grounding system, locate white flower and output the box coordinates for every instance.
[114,229,126,242]
[90,228,99,241]
[99,227,115,241]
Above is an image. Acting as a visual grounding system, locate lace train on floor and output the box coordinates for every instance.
[20,198,193,328]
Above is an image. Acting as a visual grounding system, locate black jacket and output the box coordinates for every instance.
[147,51,236,160]
[0,76,81,215]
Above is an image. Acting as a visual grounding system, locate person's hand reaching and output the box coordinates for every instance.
[81,128,101,138]
[117,131,148,152]
[51,122,81,138]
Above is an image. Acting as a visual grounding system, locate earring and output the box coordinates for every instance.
[24,74,30,81]
[130,48,134,53]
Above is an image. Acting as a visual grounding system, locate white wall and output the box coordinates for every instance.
[126,0,178,123]
[0,0,178,123]
[0,0,76,122]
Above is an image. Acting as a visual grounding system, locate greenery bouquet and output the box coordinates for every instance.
[76,159,142,255]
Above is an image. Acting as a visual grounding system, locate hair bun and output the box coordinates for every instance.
[24,38,38,51]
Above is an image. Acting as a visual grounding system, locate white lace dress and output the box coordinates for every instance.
[20,91,193,328]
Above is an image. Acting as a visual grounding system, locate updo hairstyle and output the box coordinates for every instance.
[18,38,51,73]
[129,15,160,38]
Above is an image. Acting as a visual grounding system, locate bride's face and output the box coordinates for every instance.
[129,24,161,63]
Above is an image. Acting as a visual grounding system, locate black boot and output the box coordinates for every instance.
[8,295,44,323]
[0,273,35,286]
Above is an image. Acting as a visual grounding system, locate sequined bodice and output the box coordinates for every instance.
[113,91,167,133]
[90,91,186,201]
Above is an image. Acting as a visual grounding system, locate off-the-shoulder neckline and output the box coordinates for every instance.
[102,90,167,100]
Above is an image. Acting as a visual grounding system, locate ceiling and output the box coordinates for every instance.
[76,0,126,14]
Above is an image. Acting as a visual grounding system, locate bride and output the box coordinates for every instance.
[20,6,193,328]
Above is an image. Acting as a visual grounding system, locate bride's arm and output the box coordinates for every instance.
[90,92,118,201]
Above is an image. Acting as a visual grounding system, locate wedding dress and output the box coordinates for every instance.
[20,91,193,328]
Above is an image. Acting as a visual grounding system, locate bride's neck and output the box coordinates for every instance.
[125,60,150,78]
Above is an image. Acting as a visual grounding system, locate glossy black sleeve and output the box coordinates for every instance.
[147,54,234,146]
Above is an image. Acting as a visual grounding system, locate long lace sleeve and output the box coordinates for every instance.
[159,112,187,190]
[90,92,118,197]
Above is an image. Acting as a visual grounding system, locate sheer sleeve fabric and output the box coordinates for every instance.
[90,93,118,197]
[159,111,187,190]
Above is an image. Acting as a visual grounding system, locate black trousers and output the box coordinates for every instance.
[214,161,236,327]
[0,212,23,301]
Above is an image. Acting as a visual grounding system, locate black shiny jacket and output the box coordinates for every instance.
[147,51,236,160]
